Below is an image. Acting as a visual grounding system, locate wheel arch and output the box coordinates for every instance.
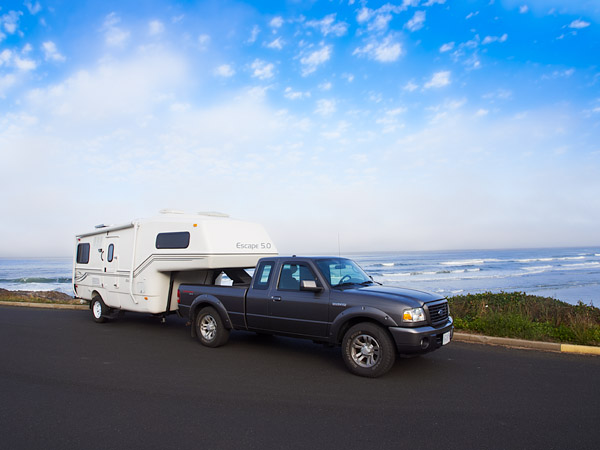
[189,295,233,338]
[330,306,397,345]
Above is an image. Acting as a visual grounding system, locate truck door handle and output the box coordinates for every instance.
[271,296,282,302]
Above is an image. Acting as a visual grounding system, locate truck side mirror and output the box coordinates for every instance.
[300,280,323,292]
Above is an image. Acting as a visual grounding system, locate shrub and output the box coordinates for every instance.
[448,292,600,346]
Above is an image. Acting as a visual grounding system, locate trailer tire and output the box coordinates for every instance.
[342,323,396,378]
[195,306,229,347]
[91,296,107,323]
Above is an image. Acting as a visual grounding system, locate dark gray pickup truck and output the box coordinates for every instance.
[178,256,453,377]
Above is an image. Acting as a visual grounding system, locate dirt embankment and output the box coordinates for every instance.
[0,288,81,304]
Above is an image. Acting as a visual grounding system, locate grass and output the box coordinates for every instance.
[448,292,600,346]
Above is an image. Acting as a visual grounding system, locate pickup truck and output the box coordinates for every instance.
[178,256,453,377]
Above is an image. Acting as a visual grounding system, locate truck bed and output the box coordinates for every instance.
[179,284,248,329]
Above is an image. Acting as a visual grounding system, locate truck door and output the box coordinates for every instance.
[267,261,329,338]
[245,260,275,331]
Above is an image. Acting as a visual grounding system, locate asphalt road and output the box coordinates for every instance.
[1,306,599,450]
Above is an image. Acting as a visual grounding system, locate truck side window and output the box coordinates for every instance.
[107,244,114,262]
[76,243,90,264]
[278,263,317,291]
[253,261,274,290]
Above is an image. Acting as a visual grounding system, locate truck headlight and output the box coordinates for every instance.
[403,307,425,323]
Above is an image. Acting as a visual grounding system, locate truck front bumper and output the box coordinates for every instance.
[388,317,454,354]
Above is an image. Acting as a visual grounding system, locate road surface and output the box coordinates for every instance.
[1,306,598,450]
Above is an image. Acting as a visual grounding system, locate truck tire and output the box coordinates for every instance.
[91,296,107,323]
[342,323,396,378]
[195,306,230,348]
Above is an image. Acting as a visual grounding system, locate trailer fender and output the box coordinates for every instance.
[189,294,233,338]
[328,306,399,345]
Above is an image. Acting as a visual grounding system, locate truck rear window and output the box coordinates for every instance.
[156,232,190,249]
[253,261,274,290]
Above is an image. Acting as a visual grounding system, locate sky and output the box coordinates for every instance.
[0,0,599,257]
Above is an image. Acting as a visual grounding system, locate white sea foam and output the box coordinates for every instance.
[441,259,485,266]
[517,258,554,263]
[381,262,395,267]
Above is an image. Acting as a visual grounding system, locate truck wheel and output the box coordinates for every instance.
[195,307,230,348]
[91,296,107,323]
[342,323,396,378]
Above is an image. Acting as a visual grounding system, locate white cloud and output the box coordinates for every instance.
[423,0,446,5]
[315,99,336,116]
[251,59,275,80]
[198,34,211,50]
[42,41,66,62]
[475,108,489,117]
[149,20,165,35]
[2,10,23,34]
[24,1,42,15]
[403,80,419,92]
[569,19,590,29]
[482,34,508,44]
[319,81,332,91]
[353,35,402,62]
[0,73,17,97]
[248,25,260,43]
[103,13,130,47]
[214,64,235,77]
[14,56,36,71]
[466,11,479,20]
[300,46,331,76]
[0,49,12,65]
[519,5,529,14]
[424,70,451,89]
[266,37,284,50]
[405,11,426,32]
[440,42,454,52]
[284,87,310,100]
[270,16,284,29]
[306,14,348,37]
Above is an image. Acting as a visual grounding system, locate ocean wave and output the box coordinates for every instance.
[0,277,72,284]
[440,259,485,266]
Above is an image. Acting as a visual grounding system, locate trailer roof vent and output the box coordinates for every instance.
[197,211,230,218]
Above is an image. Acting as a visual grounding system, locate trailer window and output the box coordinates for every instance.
[76,243,90,264]
[107,244,114,262]
[156,232,190,249]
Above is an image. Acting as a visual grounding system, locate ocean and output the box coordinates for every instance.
[0,247,598,306]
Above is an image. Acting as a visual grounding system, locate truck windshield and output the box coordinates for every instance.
[315,258,373,287]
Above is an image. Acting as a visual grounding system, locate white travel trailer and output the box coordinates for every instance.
[73,210,277,322]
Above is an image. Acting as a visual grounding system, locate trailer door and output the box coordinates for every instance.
[104,236,122,307]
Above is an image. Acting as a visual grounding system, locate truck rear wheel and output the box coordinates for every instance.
[91,296,107,323]
[195,306,230,348]
[342,323,396,378]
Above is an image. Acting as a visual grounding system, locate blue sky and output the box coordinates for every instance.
[0,0,599,257]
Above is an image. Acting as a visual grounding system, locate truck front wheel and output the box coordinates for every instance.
[342,323,396,378]
[195,306,230,348]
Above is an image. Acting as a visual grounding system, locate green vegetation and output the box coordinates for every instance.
[0,289,80,305]
[448,292,600,346]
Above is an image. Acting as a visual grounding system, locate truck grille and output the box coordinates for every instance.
[427,301,449,326]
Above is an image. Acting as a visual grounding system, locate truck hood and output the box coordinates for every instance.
[339,284,444,308]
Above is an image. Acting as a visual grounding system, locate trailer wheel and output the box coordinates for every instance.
[341,323,396,378]
[91,296,107,323]
[195,307,229,347]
